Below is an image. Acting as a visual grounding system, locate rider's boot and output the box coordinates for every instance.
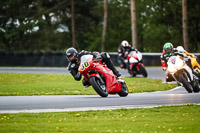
[187,60,200,78]
[194,67,200,73]
[82,78,91,88]
[193,69,200,79]
[112,67,121,78]
[194,67,200,78]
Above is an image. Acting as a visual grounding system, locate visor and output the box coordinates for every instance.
[68,55,75,61]
[166,48,172,53]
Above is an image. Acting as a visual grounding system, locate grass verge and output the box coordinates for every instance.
[0,105,199,133]
[0,73,177,96]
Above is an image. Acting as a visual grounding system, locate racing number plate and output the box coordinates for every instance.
[81,62,90,71]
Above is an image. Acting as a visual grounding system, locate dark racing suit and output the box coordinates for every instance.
[117,45,137,68]
[67,50,121,87]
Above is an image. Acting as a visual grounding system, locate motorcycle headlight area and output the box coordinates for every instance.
[168,59,184,73]
[176,59,184,69]
[129,58,138,63]
[168,65,177,73]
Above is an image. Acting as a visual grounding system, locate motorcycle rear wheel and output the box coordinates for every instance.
[178,73,193,93]
[192,78,200,93]
[89,76,108,97]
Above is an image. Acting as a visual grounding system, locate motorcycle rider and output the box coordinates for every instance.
[161,42,176,82]
[118,40,138,68]
[161,42,195,82]
[161,42,175,71]
[176,46,200,78]
[66,47,122,87]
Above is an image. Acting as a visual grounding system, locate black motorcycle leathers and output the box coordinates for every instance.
[67,50,121,82]
[118,45,137,68]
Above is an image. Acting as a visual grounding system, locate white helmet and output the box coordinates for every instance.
[121,40,129,47]
[177,46,185,53]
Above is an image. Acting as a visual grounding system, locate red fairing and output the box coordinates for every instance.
[79,57,121,93]
[133,54,138,60]
[126,56,130,60]
[136,62,142,70]
[94,65,121,93]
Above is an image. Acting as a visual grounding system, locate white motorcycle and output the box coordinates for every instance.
[167,55,200,93]
[125,51,148,77]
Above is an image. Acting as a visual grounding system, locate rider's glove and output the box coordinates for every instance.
[163,67,167,71]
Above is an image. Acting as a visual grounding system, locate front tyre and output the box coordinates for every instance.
[139,64,148,77]
[178,73,193,93]
[118,82,129,97]
[89,76,108,97]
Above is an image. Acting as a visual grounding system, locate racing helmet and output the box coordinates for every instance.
[177,46,185,53]
[66,47,78,61]
[121,40,129,47]
[163,42,173,54]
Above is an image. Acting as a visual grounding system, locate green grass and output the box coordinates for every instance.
[0,73,177,96]
[0,105,199,133]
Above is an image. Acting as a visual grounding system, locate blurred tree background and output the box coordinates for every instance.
[0,0,199,52]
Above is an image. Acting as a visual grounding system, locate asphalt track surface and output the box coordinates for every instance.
[0,67,200,113]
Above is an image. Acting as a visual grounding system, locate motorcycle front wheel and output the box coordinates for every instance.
[139,64,148,77]
[178,73,193,93]
[89,76,108,97]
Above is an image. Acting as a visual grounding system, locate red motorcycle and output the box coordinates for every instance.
[78,55,129,97]
[125,51,148,77]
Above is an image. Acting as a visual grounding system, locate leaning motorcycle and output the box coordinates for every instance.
[125,51,148,77]
[167,55,200,93]
[78,55,129,97]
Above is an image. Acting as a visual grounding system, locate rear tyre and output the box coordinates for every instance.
[139,64,148,77]
[178,73,193,93]
[89,76,108,97]
[118,83,129,97]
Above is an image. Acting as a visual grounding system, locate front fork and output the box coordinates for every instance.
[129,63,142,71]
[88,73,105,85]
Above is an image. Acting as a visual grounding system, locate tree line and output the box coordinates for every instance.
[0,0,199,52]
